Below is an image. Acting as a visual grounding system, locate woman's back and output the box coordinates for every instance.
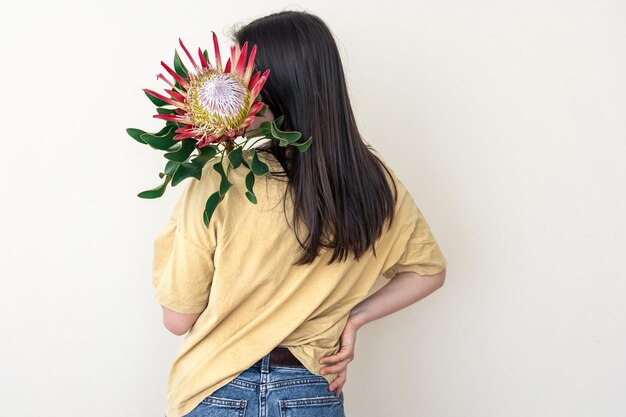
[152,147,447,417]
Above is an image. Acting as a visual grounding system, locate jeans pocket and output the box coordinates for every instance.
[279,395,344,417]
[194,395,247,417]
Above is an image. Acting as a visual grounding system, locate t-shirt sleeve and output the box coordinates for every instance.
[381,185,447,280]
[151,165,222,314]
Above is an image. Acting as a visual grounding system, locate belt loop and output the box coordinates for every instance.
[260,351,270,373]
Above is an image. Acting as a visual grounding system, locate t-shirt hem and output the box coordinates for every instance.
[154,292,207,314]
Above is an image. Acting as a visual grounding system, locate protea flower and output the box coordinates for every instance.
[143,32,269,148]
[127,31,312,227]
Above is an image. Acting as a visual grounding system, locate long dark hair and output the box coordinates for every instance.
[231,10,398,265]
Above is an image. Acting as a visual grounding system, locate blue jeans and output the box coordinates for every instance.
[183,346,346,417]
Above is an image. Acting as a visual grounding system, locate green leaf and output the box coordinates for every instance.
[171,162,202,186]
[249,149,269,176]
[156,107,177,115]
[257,121,273,138]
[203,191,223,228]
[244,170,257,204]
[140,125,178,150]
[191,145,218,168]
[245,191,257,204]
[245,170,255,192]
[274,115,285,129]
[164,160,180,176]
[164,139,197,162]
[138,175,171,199]
[164,141,183,152]
[212,160,232,196]
[126,128,147,144]
[203,49,211,65]
[269,120,301,142]
[144,90,168,106]
[292,136,313,152]
[227,147,243,168]
[173,49,189,82]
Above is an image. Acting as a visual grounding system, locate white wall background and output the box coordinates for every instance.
[0,1,624,416]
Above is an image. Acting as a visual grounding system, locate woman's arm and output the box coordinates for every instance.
[161,306,202,335]
[349,268,446,329]
[319,268,446,396]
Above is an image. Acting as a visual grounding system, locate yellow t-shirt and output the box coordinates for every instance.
[152,148,447,417]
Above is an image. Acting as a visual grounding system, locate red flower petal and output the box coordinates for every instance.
[143,88,185,108]
[250,70,270,99]
[248,71,260,90]
[249,69,269,89]
[157,73,175,89]
[242,115,255,129]
[212,31,223,72]
[198,133,220,148]
[230,45,237,75]
[235,41,248,78]
[165,89,185,102]
[243,44,257,84]
[248,100,264,116]
[153,114,192,123]
[179,38,200,72]
[224,58,231,74]
[198,47,209,69]
[173,132,198,140]
[160,61,190,89]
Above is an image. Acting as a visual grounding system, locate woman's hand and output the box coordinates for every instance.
[319,318,360,397]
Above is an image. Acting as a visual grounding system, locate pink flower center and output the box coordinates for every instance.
[198,74,247,117]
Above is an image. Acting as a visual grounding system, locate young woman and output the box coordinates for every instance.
[152,9,447,417]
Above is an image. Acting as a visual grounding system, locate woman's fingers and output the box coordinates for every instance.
[319,348,353,364]
[320,313,358,397]
[328,368,347,397]
[319,355,336,364]
[321,318,359,366]
[319,351,354,367]
[319,357,350,375]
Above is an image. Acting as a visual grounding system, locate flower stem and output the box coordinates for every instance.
[224,139,235,153]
